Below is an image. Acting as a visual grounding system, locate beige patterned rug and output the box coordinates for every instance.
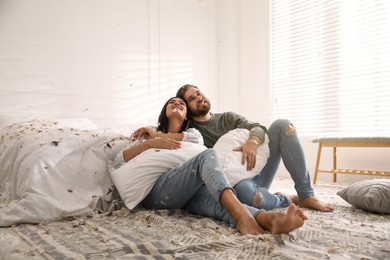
[1,178,390,260]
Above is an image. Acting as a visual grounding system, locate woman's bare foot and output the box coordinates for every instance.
[220,188,265,235]
[256,204,308,234]
[296,195,334,212]
[235,207,265,235]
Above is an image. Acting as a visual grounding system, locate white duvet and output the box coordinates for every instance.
[0,120,129,226]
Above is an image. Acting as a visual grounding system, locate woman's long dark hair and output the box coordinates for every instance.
[157,97,190,133]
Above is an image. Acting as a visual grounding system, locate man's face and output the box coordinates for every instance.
[183,87,211,117]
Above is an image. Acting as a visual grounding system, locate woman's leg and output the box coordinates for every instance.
[143,149,230,209]
[184,185,258,226]
[185,186,308,235]
[142,149,264,234]
[219,188,263,234]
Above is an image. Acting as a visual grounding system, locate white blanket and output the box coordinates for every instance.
[0,120,129,226]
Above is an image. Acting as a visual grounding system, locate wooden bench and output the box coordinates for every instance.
[312,137,390,184]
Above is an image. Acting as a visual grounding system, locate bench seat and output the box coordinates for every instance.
[312,136,390,184]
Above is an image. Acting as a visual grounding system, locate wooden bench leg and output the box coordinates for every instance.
[333,147,337,183]
[313,143,322,184]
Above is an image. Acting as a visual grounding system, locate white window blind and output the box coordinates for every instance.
[271,0,390,137]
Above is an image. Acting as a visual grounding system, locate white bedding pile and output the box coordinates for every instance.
[0,120,129,226]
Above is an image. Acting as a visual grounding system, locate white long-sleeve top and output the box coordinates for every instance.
[112,127,203,169]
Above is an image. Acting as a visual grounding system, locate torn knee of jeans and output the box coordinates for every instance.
[252,191,262,207]
[285,123,296,136]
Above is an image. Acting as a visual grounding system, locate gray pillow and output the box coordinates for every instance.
[337,179,390,214]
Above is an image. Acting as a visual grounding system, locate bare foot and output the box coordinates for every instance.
[298,195,334,212]
[257,204,308,234]
[235,207,265,235]
[289,194,299,205]
[269,204,308,234]
[220,188,265,235]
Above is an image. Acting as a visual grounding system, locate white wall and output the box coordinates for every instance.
[215,0,272,125]
[0,0,217,129]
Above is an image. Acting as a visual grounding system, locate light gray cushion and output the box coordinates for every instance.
[337,179,390,214]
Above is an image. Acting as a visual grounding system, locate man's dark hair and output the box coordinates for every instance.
[176,84,198,101]
[176,84,199,120]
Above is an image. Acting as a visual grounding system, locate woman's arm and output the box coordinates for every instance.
[132,127,184,141]
[122,137,181,162]
[152,128,203,144]
[113,134,182,169]
[153,132,184,141]
[182,128,204,144]
[122,140,151,162]
[132,127,203,144]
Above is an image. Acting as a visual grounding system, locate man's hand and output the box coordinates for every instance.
[233,139,259,171]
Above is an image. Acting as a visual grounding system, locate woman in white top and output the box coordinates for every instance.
[113,97,307,235]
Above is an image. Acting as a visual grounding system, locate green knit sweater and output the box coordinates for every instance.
[190,112,267,148]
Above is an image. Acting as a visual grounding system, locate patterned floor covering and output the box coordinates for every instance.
[1,178,390,259]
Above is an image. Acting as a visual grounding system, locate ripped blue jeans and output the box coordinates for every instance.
[234,119,315,209]
[142,149,261,226]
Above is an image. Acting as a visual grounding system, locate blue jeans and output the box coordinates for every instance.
[235,119,315,208]
[143,149,260,226]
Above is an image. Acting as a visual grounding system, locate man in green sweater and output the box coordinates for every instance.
[176,84,334,212]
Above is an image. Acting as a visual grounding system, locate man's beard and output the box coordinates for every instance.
[191,100,211,117]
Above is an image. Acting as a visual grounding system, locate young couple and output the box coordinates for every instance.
[176,84,334,213]
[115,85,333,235]
[113,96,307,235]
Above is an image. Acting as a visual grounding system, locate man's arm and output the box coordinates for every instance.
[249,127,266,145]
[227,112,267,171]
[229,112,267,143]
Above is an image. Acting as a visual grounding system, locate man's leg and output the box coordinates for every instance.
[234,179,291,210]
[253,119,333,212]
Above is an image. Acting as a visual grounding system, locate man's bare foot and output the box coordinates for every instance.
[256,204,308,234]
[298,195,334,212]
[289,194,333,212]
[289,194,299,205]
[235,208,265,235]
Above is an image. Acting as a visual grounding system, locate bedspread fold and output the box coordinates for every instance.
[0,120,129,226]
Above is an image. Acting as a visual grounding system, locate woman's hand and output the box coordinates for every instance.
[131,127,158,140]
[122,136,181,163]
[145,137,181,150]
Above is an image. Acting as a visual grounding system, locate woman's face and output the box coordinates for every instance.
[166,97,187,121]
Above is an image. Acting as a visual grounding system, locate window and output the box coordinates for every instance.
[271,0,390,137]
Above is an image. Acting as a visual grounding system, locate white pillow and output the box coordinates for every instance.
[110,142,207,210]
[213,129,270,186]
